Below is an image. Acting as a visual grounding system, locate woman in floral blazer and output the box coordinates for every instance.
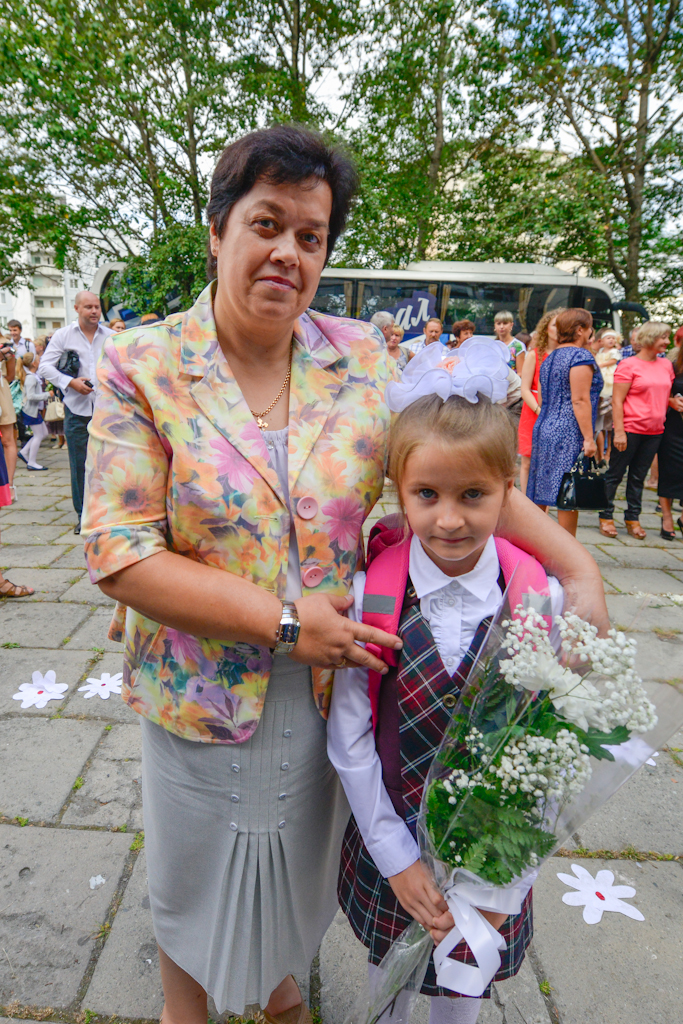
[83,126,608,1024]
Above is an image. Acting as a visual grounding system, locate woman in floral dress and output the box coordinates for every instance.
[82,126,609,1024]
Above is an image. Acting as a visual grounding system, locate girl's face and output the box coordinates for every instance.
[600,331,617,350]
[494,320,513,342]
[399,440,513,577]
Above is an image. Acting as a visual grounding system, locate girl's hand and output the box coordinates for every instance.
[613,430,628,452]
[290,593,402,674]
[388,861,448,930]
[430,908,508,944]
[583,438,597,458]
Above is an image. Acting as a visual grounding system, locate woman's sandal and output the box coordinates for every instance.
[0,580,35,598]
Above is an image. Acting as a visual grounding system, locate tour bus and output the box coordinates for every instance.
[306,261,631,339]
[94,260,639,336]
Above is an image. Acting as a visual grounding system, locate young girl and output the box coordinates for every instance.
[328,342,564,1024]
[518,308,563,496]
[594,328,623,462]
[18,352,51,471]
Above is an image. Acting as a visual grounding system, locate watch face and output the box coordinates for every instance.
[279,622,300,646]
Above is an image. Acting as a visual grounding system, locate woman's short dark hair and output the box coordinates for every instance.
[206,124,358,279]
[555,308,593,345]
[452,319,475,339]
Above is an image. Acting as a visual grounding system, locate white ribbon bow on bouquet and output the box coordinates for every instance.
[432,875,533,997]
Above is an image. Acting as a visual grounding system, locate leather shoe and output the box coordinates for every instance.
[625,520,646,539]
[73,523,81,535]
[599,518,618,538]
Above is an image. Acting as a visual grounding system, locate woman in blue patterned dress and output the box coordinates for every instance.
[527,308,603,535]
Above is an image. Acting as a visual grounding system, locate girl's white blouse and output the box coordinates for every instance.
[327,534,564,879]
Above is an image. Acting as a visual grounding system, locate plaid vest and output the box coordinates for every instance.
[338,576,533,996]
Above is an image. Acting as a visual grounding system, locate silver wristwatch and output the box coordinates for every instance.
[273,600,301,655]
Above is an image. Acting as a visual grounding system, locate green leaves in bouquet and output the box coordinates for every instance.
[426,788,555,886]
[571,724,630,761]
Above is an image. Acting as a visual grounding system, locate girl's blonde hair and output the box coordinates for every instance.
[16,351,34,386]
[387,394,517,508]
[534,307,566,355]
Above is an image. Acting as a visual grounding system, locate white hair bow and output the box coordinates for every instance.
[384,336,511,413]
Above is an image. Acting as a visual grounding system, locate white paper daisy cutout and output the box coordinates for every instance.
[646,751,659,767]
[78,672,123,700]
[558,864,644,924]
[13,670,68,709]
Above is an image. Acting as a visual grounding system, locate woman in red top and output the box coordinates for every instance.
[518,308,562,495]
[599,322,675,539]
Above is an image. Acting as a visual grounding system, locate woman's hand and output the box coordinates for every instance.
[388,861,448,931]
[290,593,402,674]
[583,438,597,458]
[497,489,609,635]
[669,394,683,413]
[613,430,628,451]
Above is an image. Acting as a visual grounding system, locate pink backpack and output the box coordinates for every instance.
[361,514,551,731]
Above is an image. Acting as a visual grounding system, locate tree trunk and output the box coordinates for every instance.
[416,18,448,259]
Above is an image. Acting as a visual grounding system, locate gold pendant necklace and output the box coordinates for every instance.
[249,342,293,431]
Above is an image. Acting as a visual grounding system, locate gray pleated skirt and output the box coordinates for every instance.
[141,658,350,1015]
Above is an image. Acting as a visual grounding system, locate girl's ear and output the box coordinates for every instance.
[503,478,515,503]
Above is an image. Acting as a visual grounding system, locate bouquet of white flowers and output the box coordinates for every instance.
[347,572,683,1024]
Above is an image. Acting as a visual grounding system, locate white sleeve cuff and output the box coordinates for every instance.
[366,822,420,879]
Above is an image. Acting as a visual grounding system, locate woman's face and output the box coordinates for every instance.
[653,334,670,354]
[547,318,558,345]
[210,178,332,336]
[388,330,402,349]
[111,321,125,333]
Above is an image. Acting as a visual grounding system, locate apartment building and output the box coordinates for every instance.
[0,249,92,337]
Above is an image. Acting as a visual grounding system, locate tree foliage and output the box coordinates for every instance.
[1,0,683,313]
[499,0,683,303]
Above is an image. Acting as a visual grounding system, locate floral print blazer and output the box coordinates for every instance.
[82,283,390,744]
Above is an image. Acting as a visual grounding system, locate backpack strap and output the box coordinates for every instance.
[362,521,412,731]
[361,528,553,732]
[494,537,552,628]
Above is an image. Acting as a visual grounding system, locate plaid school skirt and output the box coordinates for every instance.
[338,817,533,998]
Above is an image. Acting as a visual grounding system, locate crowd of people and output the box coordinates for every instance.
[0,292,115,596]
[0,122,679,1024]
[371,307,683,541]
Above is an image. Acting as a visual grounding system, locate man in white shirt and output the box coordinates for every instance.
[7,320,36,360]
[405,317,443,361]
[40,291,112,534]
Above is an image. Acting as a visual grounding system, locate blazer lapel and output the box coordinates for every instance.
[181,288,345,504]
[183,300,283,501]
[287,337,343,496]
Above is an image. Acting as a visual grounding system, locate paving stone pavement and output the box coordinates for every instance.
[0,447,682,1024]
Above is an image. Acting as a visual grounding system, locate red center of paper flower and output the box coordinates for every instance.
[38,690,43,695]
[596,892,606,900]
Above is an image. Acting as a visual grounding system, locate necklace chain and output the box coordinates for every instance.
[249,342,293,431]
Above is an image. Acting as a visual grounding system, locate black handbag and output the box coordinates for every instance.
[556,455,607,511]
[57,349,81,377]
